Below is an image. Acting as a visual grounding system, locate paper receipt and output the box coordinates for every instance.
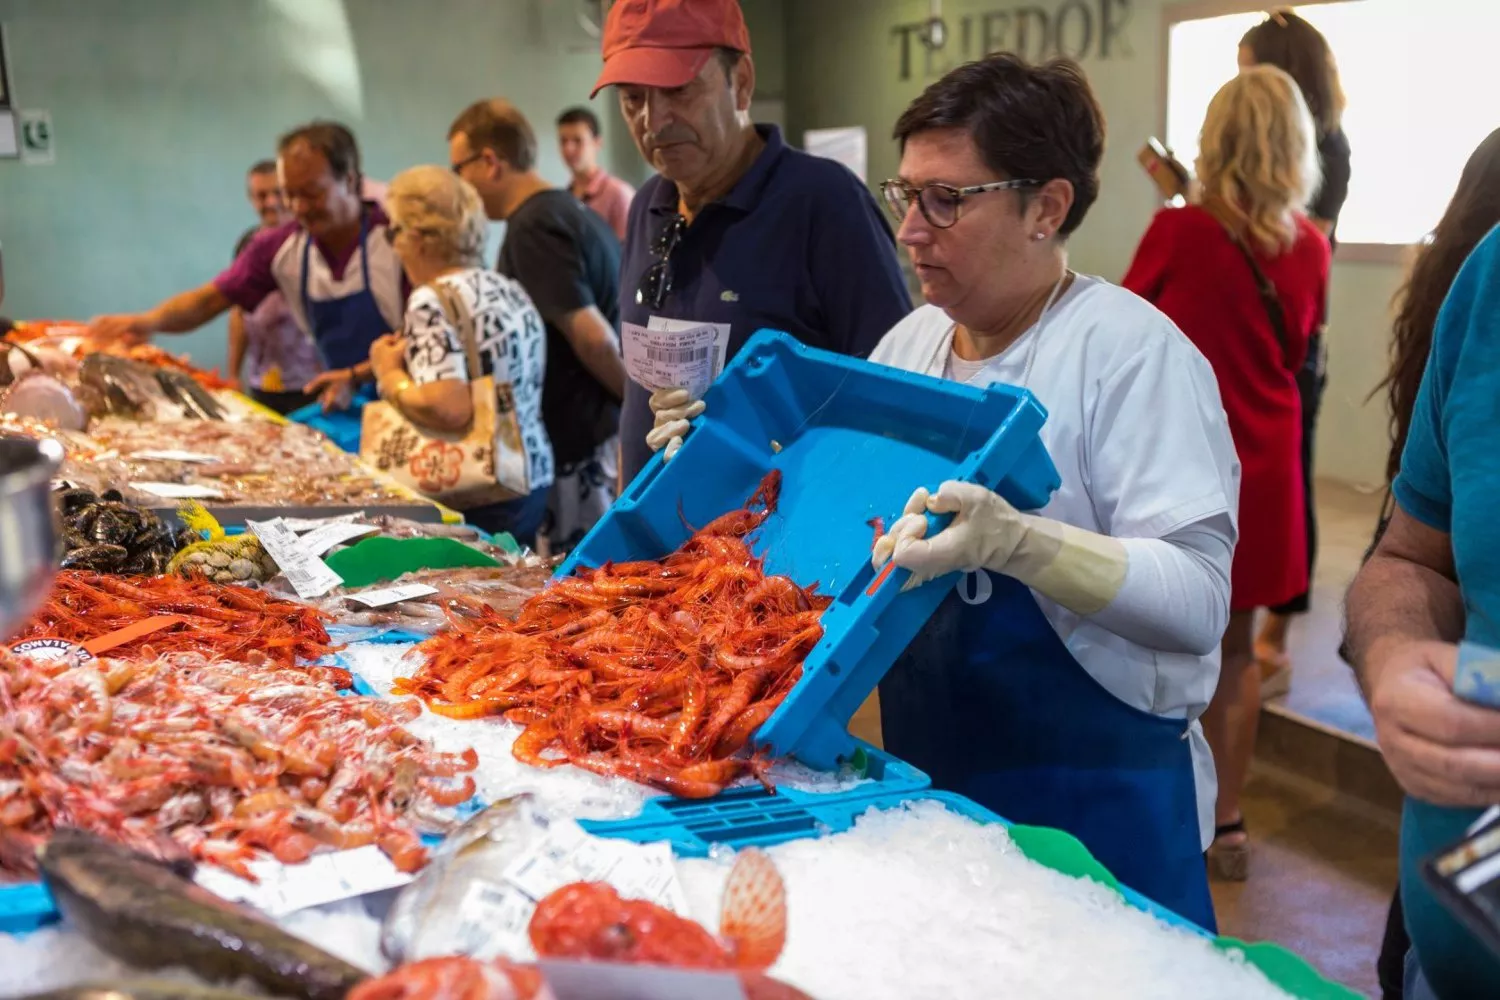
[622,321,729,399]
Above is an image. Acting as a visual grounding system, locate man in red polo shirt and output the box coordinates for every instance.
[557,106,635,241]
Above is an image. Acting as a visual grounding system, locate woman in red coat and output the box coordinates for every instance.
[1123,64,1330,881]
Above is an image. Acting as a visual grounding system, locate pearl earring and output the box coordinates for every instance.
[1033,232,1048,241]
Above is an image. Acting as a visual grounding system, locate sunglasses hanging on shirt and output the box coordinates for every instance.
[636,214,687,310]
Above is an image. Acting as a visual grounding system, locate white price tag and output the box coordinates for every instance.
[447,878,538,960]
[298,520,379,556]
[130,481,225,499]
[346,583,441,608]
[248,518,344,598]
[538,961,749,1000]
[502,819,686,912]
[128,449,221,464]
[622,319,729,399]
[280,512,366,533]
[192,845,412,917]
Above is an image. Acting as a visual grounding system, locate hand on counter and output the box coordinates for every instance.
[304,368,356,413]
[86,313,151,346]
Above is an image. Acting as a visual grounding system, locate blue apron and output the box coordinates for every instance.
[879,569,1217,932]
[290,214,390,451]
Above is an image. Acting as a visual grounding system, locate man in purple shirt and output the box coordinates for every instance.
[89,122,404,411]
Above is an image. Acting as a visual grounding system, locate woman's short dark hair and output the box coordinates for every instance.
[277,121,361,183]
[893,53,1105,237]
[1240,10,1344,135]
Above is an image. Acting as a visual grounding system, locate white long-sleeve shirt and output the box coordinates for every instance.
[869,276,1241,848]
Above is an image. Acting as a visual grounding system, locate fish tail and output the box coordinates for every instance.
[720,847,787,970]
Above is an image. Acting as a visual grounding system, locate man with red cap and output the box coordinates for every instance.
[595,0,913,485]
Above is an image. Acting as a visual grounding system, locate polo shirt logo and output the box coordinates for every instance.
[721,290,740,302]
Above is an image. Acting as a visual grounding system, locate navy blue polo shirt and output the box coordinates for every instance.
[617,125,913,483]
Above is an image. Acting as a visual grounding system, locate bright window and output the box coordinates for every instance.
[1165,0,1500,246]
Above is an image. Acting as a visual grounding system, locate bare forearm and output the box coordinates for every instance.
[145,283,232,334]
[561,308,625,400]
[1346,552,1464,694]
[390,381,471,433]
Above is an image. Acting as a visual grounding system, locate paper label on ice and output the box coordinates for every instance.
[502,819,685,913]
[622,319,729,399]
[346,583,440,608]
[128,449,221,463]
[538,960,749,1000]
[192,845,412,917]
[279,512,366,533]
[298,520,379,556]
[448,878,538,960]
[130,481,225,499]
[248,517,343,598]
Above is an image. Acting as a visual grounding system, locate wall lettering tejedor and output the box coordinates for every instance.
[891,0,1133,81]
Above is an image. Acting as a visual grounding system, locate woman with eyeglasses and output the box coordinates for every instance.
[361,166,554,547]
[868,54,1238,932]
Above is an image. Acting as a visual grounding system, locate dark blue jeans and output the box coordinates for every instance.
[462,485,550,550]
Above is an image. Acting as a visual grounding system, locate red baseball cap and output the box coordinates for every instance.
[590,0,753,98]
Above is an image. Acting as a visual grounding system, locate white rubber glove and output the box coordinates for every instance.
[871,481,1129,616]
[644,387,706,462]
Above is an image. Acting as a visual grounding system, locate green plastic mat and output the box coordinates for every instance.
[1008,824,1360,999]
[324,536,501,589]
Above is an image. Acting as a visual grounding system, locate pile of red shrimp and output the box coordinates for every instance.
[16,570,340,674]
[0,650,477,880]
[398,471,830,798]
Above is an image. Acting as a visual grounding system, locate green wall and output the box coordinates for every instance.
[784,0,1402,487]
[0,0,629,374]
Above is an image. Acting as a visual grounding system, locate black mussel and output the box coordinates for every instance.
[90,503,148,546]
[56,488,100,515]
[101,488,125,502]
[122,548,167,575]
[61,544,130,571]
[174,526,200,550]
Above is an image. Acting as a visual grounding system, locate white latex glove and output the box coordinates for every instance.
[644,386,706,462]
[871,481,1129,616]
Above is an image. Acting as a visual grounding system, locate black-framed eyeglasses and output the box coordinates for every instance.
[386,224,406,243]
[451,153,484,175]
[636,214,687,310]
[881,178,1042,229]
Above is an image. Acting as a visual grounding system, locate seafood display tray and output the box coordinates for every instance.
[150,501,447,529]
[580,739,930,853]
[560,329,1061,772]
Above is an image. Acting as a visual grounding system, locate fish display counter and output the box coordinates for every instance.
[0,332,1359,999]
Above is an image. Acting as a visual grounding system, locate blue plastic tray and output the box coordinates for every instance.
[579,739,928,854]
[559,330,1059,770]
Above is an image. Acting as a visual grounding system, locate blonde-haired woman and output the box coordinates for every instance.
[366,165,553,545]
[1124,64,1329,880]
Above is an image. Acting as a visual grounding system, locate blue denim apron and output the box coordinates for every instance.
[291,216,390,451]
[879,569,1217,932]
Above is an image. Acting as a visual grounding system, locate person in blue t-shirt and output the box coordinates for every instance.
[1346,224,1500,999]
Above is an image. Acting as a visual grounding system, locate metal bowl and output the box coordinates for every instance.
[0,433,63,641]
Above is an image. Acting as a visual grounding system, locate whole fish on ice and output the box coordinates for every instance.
[17,983,264,1000]
[38,828,367,1000]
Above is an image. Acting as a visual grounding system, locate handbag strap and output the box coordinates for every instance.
[429,278,484,378]
[1227,233,1290,355]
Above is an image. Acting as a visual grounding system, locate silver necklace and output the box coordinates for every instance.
[942,270,1072,390]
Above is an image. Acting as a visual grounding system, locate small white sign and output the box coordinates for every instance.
[279,512,366,533]
[247,517,344,598]
[804,125,868,183]
[298,520,378,557]
[130,481,225,499]
[0,110,17,159]
[19,109,53,166]
[129,449,222,464]
[193,845,412,917]
[346,582,440,608]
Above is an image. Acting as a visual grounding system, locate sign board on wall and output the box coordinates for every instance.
[804,126,869,183]
[891,0,1134,81]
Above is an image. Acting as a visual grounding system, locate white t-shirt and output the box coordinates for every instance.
[870,275,1241,848]
[404,269,554,492]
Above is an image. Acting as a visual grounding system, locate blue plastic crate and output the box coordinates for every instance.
[559,330,1059,771]
[580,740,928,855]
[0,882,56,934]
